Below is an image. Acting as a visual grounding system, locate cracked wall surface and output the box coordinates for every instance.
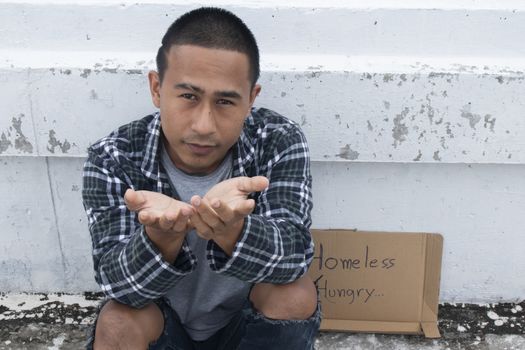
[0,63,523,163]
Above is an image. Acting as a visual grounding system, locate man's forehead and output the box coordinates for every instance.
[164,45,252,93]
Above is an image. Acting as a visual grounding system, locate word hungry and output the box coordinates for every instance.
[314,274,384,304]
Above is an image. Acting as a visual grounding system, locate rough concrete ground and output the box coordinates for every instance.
[0,293,523,349]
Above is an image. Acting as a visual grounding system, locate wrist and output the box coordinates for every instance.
[213,218,245,256]
[145,226,186,264]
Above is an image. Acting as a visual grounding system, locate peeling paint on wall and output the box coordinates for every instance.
[0,133,12,154]
[413,150,422,161]
[495,74,525,85]
[428,72,458,84]
[124,69,142,75]
[461,104,482,129]
[337,144,359,160]
[445,122,454,138]
[425,94,436,124]
[484,115,496,132]
[47,130,71,154]
[383,73,394,82]
[11,115,33,154]
[80,69,91,78]
[392,107,409,147]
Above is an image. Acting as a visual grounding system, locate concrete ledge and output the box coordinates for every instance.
[1,1,525,56]
[1,51,524,163]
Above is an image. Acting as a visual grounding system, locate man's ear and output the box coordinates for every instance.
[249,84,261,108]
[148,71,161,108]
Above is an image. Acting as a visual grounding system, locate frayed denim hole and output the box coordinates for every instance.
[247,300,322,325]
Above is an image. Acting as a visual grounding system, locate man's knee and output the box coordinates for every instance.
[93,300,164,350]
[250,274,318,321]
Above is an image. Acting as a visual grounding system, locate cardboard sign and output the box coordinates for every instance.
[307,230,443,338]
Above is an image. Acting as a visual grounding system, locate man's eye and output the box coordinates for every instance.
[217,99,233,105]
[180,93,197,101]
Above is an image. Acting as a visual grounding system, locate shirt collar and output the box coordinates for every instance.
[140,112,162,181]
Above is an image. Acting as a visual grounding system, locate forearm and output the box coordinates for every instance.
[94,225,196,308]
[207,214,314,283]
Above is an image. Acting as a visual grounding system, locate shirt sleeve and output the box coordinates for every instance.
[207,124,314,283]
[82,149,196,308]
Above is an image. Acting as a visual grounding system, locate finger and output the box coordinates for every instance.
[161,204,194,232]
[186,217,195,230]
[138,210,156,226]
[158,214,175,231]
[191,196,225,230]
[164,204,193,222]
[124,189,147,211]
[210,199,236,224]
[237,176,269,194]
[233,198,256,217]
[172,210,192,232]
[189,210,214,240]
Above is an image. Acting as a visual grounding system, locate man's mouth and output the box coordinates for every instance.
[186,143,216,156]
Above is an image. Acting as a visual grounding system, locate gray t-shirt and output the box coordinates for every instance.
[160,142,251,341]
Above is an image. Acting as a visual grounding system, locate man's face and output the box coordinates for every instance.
[149,45,260,175]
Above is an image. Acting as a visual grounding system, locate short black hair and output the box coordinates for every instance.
[156,7,260,87]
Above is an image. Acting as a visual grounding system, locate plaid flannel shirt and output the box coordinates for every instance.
[82,107,314,308]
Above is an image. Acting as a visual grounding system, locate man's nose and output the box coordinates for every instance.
[191,104,216,135]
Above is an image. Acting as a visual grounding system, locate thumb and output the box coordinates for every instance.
[235,198,256,216]
[124,189,146,211]
[238,176,269,193]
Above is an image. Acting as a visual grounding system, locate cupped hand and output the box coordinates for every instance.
[189,176,269,254]
[124,189,195,262]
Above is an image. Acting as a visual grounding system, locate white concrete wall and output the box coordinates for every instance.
[0,0,524,302]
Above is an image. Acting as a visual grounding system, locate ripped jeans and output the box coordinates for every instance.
[87,297,321,350]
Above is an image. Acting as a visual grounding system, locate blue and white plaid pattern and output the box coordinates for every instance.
[82,108,314,308]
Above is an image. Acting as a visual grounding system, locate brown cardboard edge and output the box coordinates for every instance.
[321,319,423,335]
[421,322,441,339]
[312,229,439,235]
[421,233,444,338]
